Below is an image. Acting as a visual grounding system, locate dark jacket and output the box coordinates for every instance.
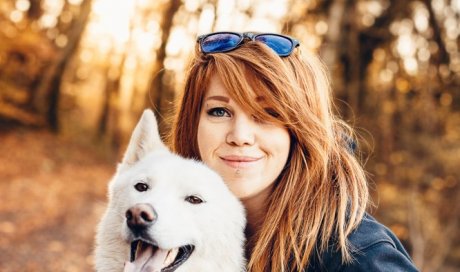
[306,213,419,271]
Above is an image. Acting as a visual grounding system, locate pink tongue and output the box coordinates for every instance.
[142,248,170,272]
[124,245,170,272]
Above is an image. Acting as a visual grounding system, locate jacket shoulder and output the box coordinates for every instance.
[306,213,419,271]
[348,213,402,251]
[343,213,419,271]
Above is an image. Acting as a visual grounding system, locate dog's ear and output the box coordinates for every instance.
[121,109,167,166]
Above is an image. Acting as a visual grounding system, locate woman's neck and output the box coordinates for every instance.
[240,184,273,243]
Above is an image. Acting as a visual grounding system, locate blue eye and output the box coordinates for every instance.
[207,107,230,117]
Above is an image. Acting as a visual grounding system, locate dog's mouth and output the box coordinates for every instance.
[129,240,194,272]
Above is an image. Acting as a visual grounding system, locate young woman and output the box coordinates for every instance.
[171,32,418,271]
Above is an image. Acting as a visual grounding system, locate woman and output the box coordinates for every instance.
[171,32,418,271]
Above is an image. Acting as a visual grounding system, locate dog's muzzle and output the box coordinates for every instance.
[124,204,195,272]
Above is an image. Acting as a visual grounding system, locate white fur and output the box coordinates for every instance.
[94,109,246,271]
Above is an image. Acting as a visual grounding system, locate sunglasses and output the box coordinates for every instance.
[197,32,300,57]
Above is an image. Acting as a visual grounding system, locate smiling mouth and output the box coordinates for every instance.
[129,240,194,272]
[220,156,261,168]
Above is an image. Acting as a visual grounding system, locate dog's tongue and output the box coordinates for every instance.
[124,244,177,272]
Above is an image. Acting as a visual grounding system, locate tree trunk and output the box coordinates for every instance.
[320,0,347,70]
[422,0,450,66]
[98,51,115,137]
[33,0,93,131]
[27,0,43,20]
[145,0,181,136]
[337,0,361,118]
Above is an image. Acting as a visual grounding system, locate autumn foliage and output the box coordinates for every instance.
[0,0,459,271]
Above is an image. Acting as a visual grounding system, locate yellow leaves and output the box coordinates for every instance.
[395,77,410,93]
[0,131,115,271]
[390,223,409,240]
[382,100,395,114]
[440,92,453,107]
[429,177,458,191]
[373,48,386,61]
[390,152,405,165]
[0,221,15,235]
[374,163,387,176]
[48,240,65,252]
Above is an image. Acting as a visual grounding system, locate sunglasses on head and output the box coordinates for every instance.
[197,32,300,57]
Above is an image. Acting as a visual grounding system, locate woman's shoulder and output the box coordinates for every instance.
[343,213,419,271]
[348,213,407,253]
[306,213,419,271]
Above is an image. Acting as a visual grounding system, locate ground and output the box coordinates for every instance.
[0,129,116,271]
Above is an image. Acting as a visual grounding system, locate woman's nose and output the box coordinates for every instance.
[226,115,256,146]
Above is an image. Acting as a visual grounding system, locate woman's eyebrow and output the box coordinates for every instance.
[206,95,230,102]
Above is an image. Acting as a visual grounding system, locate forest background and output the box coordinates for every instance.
[0,0,459,271]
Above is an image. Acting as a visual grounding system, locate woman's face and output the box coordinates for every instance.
[197,74,290,200]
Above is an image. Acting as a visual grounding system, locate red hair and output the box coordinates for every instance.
[171,41,369,271]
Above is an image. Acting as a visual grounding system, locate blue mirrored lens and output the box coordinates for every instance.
[201,33,242,53]
[255,35,293,56]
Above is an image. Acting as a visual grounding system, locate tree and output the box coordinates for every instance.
[145,0,181,136]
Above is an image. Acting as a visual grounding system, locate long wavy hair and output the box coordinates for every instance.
[171,40,369,271]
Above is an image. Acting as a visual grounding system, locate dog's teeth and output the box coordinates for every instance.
[164,248,178,266]
[136,241,143,257]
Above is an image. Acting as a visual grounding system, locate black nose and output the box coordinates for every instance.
[126,203,157,235]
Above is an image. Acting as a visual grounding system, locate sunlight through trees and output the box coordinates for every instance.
[0,0,459,270]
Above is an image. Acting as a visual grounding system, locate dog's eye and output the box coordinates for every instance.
[185,195,204,204]
[134,182,149,192]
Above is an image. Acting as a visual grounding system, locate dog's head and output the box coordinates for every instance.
[106,109,246,271]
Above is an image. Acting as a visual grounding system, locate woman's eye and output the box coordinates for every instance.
[185,195,204,204]
[207,107,230,117]
[265,108,280,118]
[134,182,149,192]
[252,108,280,123]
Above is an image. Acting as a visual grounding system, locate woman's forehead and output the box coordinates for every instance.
[205,72,268,101]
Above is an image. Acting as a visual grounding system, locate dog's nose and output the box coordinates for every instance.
[126,203,156,233]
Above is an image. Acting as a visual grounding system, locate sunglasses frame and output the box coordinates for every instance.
[197,31,300,57]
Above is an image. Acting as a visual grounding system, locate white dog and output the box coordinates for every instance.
[94,110,246,272]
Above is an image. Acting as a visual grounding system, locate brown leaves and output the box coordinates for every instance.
[0,131,114,271]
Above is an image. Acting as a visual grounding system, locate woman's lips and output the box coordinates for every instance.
[220,155,262,168]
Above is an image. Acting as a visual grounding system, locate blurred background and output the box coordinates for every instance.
[0,0,459,271]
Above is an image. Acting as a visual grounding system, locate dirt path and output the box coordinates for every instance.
[0,130,116,271]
